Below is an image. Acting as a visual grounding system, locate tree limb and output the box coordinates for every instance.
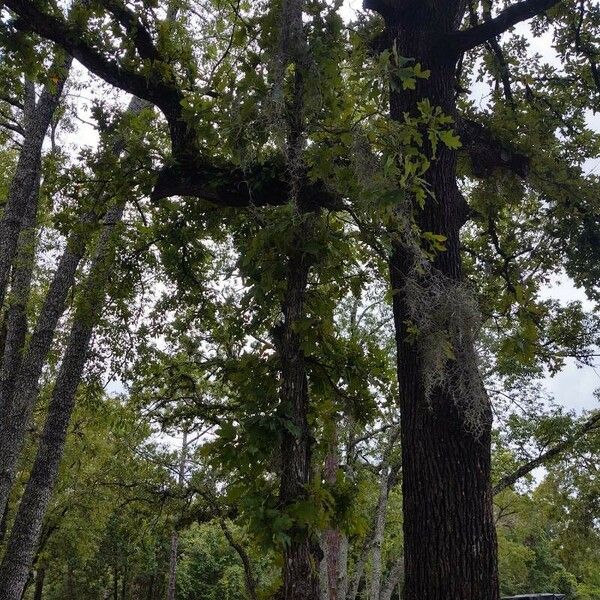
[103,0,161,62]
[493,411,600,495]
[151,159,341,209]
[457,118,530,178]
[219,519,259,600]
[4,0,183,122]
[446,0,563,54]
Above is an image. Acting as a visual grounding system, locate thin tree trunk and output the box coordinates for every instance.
[0,55,71,312]
[368,428,401,600]
[347,532,369,600]
[0,213,94,516]
[0,183,40,402]
[368,466,390,600]
[32,566,46,600]
[322,436,344,600]
[0,94,152,519]
[114,568,119,600]
[219,520,259,600]
[166,430,188,600]
[0,65,75,518]
[0,200,126,600]
[374,5,500,598]
[0,79,40,381]
[379,556,403,600]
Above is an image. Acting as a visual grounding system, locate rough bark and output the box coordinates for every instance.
[274,0,322,596]
[376,4,500,599]
[0,215,93,517]
[276,228,320,600]
[347,535,369,600]
[0,80,42,406]
[379,556,403,600]
[368,465,391,600]
[0,95,152,519]
[0,182,40,415]
[0,55,71,311]
[320,433,339,600]
[343,428,399,600]
[0,200,126,600]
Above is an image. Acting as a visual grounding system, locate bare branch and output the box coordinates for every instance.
[493,411,600,495]
[446,0,563,54]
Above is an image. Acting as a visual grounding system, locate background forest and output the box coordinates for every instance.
[0,0,599,599]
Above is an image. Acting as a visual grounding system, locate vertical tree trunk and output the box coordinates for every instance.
[321,434,347,600]
[0,214,95,516]
[276,231,320,600]
[0,79,41,386]
[379,556,403,600]
[32,566,46,600]
[274,0,322,595]
[0,94,152,519]
[166,430,188,600]
[0,183,40,402]
[368,465,390,600]
[0,55,71,311]
[0,201,126,600]
[371,5,500,599]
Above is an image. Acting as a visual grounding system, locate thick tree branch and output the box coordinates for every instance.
[151,159,341,209]
[362,0,395,20]
[446,0,563,54]
[458,118,529,178]
[4,0,183,121]
[103,0,161,62]
[493,411,600,495]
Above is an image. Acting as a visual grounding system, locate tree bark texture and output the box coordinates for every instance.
[0,201,126,600]
[276,228,320,600]
[166,429,188,600]
[322,445,344,600]
[0,95,152,519]
[0,56,71,311]
[378,5,500,600]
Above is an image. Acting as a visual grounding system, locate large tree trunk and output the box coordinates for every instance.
[371,4,500,600]
[0,200,126,600]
